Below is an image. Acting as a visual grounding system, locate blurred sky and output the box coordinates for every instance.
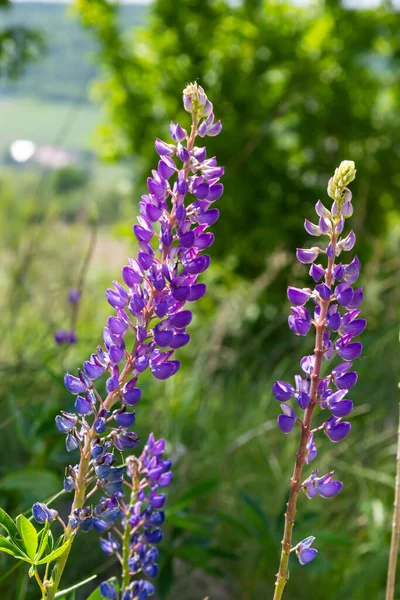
[9,0,400,7]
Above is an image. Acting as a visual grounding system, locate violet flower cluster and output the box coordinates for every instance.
[272,161,364,585]
[99,435,170,600]
[31,83,223,600]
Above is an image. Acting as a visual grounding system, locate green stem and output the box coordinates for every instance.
[385,401,400,600]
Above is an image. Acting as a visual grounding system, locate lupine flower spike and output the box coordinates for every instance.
[33,83,223,600]
[273,161,364,600]
[99,435,171,599]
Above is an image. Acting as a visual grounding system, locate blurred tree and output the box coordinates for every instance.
[74,0,400,276]
[53,165,89,194]
[0,0,45,79]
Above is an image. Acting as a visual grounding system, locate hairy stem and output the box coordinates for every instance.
[121,459,140,589]
[386,401,400,600]
[273,233,337,600]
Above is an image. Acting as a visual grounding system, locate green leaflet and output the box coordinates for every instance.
[16,514,38,561]
[0,507,20,540]
[35,539,71,565]
[0,535,30,562]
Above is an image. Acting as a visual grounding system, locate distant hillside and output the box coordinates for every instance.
[0,2,147,103]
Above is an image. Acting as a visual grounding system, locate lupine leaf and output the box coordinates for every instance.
[35,521,51,561]
[35,540,71,565]
[0,507,19,540]
[0,535,30,561]
[16,515,38,561]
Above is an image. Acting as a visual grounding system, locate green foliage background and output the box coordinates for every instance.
[0,1,399,599]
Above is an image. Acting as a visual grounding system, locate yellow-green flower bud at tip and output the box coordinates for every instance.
[183,82,213,120]
[327,160,356,202]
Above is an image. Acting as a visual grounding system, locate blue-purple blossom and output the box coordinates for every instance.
[273,161,363,581]
[51,83,222,534]
[99,434,171,599]
[295,536,318,566]
[32,503,58,524]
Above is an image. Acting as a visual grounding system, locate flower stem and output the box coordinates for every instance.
[386,401,400,600]
[121,458,140,590]
[273,233,337,600]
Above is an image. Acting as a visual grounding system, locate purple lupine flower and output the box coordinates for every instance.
[294,536,318,566]
[99,434,170,599]
[52,82,221,497]
[38,84,221,598]
[273,161,363,592]
[32,502,58,524]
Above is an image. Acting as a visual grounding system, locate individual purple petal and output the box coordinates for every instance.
[328,312,341,332]
[185,255,211,275]
[296,248,319,264]
[123,387,142,405]
[343,318,366,336]
[169,310,192,329]
[75,394,92,415]
[106,289,127,309]
[197,208,219,226]
[155,138,176,157]
[207,183,224,201]
[337,287,354,307]
[328,399,353,418]
[304,219,320,236]
[348,287,363,309]
[335,370,358,390]
[287,287,310,306]
[170,333,190,349]
[309,263,325,282]
[342,230,356,251]
[122,266,142,287]
[84,361,105,380]
[315,284,331,301]
[326,420,351,442]
[188,283,207,301]
[297,392,310,410]
[64,374,86,395]
[288,316,311,336]
[115,411,136,428]
[298,547,318,565]
[273,381,294,401]
[278,414,296,434]
[315,200,330,218]
[151,361,180,380]
[336,341,363,361]
[318,481,343,498]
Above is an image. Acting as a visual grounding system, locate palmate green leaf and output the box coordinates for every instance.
[16,514,38,561]
[0,507,19,540]
[0,535,30,562]
[35,539,71,565]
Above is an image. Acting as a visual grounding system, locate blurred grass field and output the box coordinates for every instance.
[0,97,100,154]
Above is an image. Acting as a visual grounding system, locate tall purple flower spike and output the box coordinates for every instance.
[37,83,223,600]
[273,161,364,600]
